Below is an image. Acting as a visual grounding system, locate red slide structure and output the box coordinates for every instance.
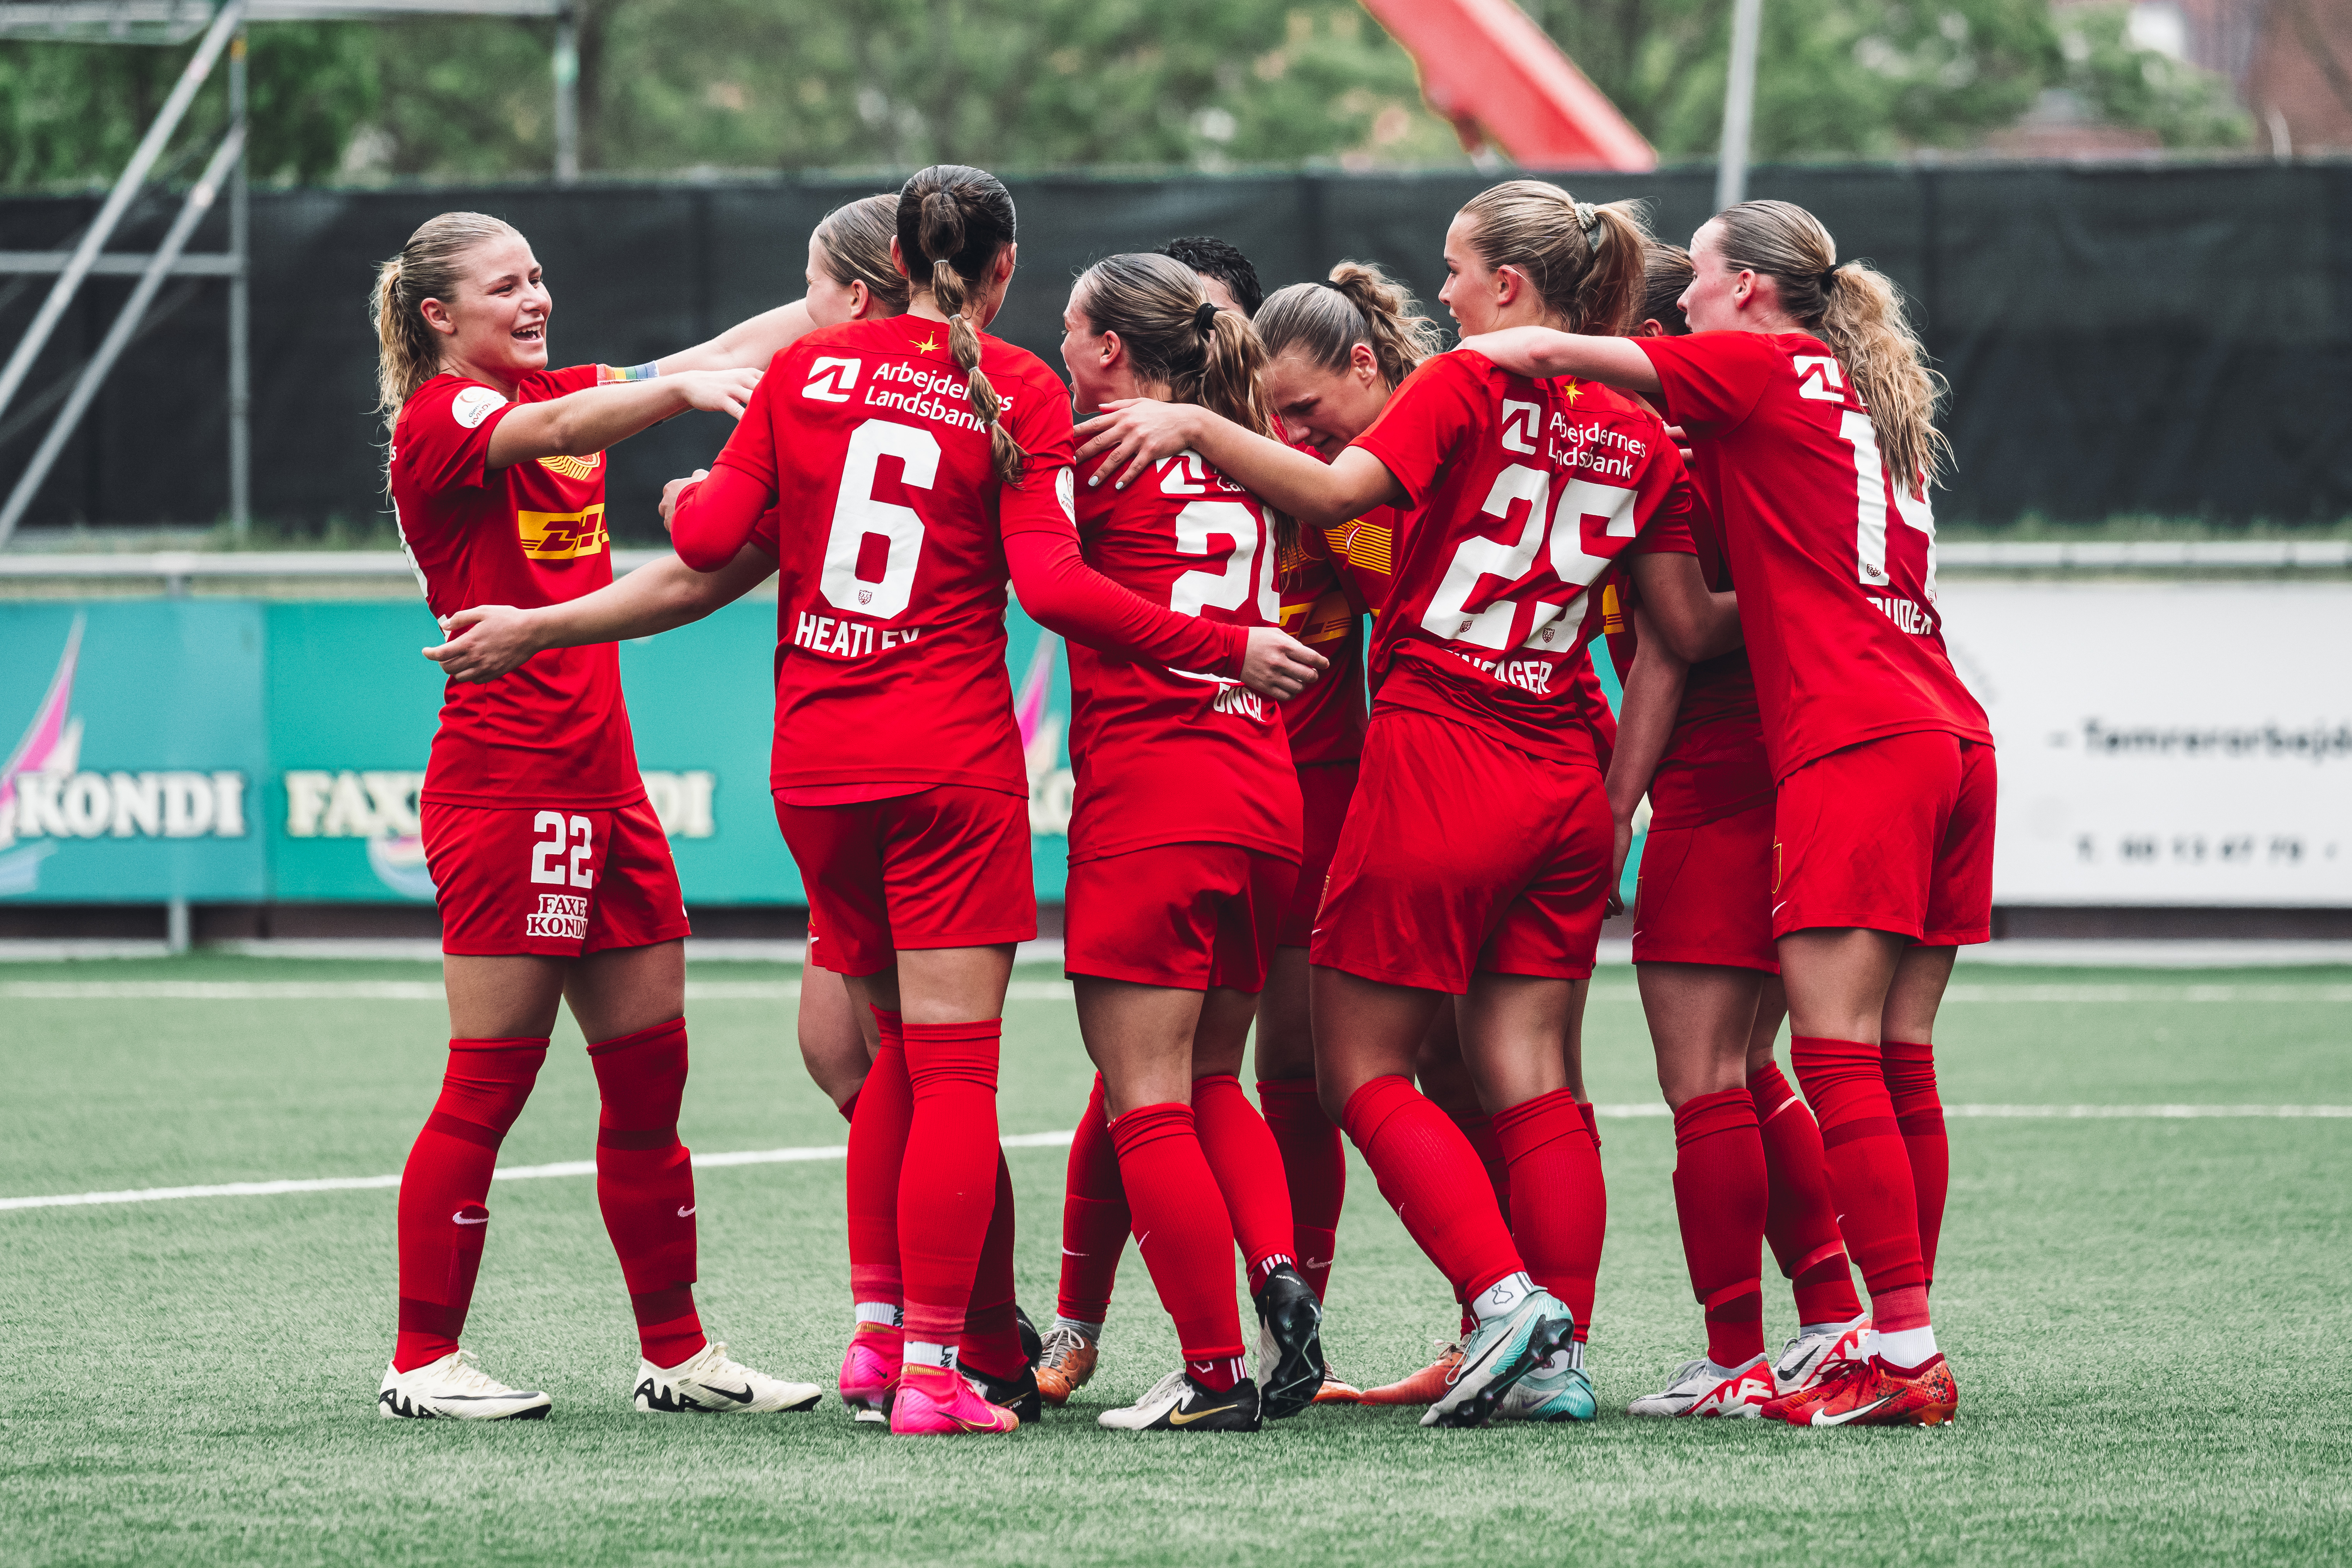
[1359,0,1656,171]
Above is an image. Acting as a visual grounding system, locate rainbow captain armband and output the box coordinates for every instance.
[597,361,661,384]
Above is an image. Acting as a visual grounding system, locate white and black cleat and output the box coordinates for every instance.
[634,1340,822,1414]
[1097,1368,1263,1432]
[378,1350,552,1420]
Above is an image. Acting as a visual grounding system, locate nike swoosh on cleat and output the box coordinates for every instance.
[1168,1403,1238,1425]
[1812,1395,1898,1427]
[698,1383,756,1405]
[676,1205,696,1218]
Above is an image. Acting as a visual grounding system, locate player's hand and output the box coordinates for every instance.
[1074,398,1200,491]
[1239,627,1328,701]
[673,368,760,421]
[1665,424,1693,461]
[423,604,542,684]
[1607,815,1633,917]
[660,469,709,533]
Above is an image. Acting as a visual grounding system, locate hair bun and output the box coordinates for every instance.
[1193,300,1221,337]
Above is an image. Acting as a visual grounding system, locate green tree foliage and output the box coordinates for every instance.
[0,1,2258,190]
[0,25,376,187]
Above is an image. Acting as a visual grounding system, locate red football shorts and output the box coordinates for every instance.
[1277,760,1359,948]
[775,784,1036,976]
[1631,800,1778,973]
[1310,708,1610,994]
[423,798,689,958]
[1771,730,1996,945]
[1066,842,1298,992]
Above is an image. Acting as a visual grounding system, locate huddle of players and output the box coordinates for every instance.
[373,159,1987,1435]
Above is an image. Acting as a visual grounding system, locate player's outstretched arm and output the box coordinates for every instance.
[1605,604,1689,889]
[1455,328,1662,401]
[654,299,821,375]
[484,369,759,470]
[1626,550,1741,664]
[423,547,774,684]
[1072,398,1400,526]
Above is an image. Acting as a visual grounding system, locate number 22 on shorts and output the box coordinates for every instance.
[530,811,594,889]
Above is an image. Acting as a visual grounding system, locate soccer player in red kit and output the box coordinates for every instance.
[658,167,1323,1435]
[374,211,835,1420]
[1031,251,1335,1432]
[1463,198,1987,1428]
[1601,242,1868,1420]
[1080,182,1737,1427]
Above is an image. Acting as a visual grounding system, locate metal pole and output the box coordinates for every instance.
[552,3,579,182]
[0,129,244,547]
[0,0,244,425]
[227,23,250,538]
[1716,0,1763,211]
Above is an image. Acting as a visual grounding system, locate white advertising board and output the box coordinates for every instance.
[1937,582,2352,906]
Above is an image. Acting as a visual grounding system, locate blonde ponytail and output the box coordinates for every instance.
[1457,180,1651,336]
[368,210,518,427]
[898,166,1026,487]
[1713,199,1950,495]
[1256,260,1443,390]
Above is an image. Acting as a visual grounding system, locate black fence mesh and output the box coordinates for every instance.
[3,160,2347,536]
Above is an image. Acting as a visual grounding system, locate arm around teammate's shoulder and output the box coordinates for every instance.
[423,545,774,684]
[1072,399,1400,527]
[483,368,760,470]
[1453,329,1662,401]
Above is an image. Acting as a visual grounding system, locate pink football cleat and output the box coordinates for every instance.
[838,1322,901,1424]
[889,1364,1021,1435]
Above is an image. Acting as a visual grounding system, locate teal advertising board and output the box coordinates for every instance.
[0,597,1077,907]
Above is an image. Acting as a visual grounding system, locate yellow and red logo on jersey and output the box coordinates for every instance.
[516,504,609,560]
[1325,516,1392,579]
[536,450,603,481]
[1280,585,1357,650]
[1600,581,1625,635]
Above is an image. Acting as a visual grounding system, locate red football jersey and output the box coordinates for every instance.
[1063,451,1303,865]
[1350,351,1695,764]
[1609,482,1773,829]
[1275,522,1368,767]
[729,317,1081,797]
[392,365,645,810]
[1638,331,1989,780]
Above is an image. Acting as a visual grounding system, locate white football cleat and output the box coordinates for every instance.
[1773,1312,1872,1397]
[634,1340,822,1414]
[1625,1353,1776,1418]
[378,1350,551,1420]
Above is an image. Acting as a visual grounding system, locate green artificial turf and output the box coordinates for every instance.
[2,956,2349,1566]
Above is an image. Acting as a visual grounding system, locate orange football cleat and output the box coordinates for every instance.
[1791,1355,1959,1428]
[1033,1324,1099,1407]
[1356,1343,1462,1406]
[1312,1362,1364,1404]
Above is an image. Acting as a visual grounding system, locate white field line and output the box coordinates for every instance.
[0,980,1078,1002]
[6,1108,2342,1216]
[3,981,2349,1005]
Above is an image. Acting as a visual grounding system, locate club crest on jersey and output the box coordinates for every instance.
[536,451,602,480]
[516,505,609,560]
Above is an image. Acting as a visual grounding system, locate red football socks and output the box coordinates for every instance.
[1492,1088,1606,1345]
[588,1018,704,1367]
[393,1036,547,1372]
[1254,1077,1344,1301]
[1056,1074,1129,1325]
[1191,1073,1296,1292]
[1882,1041,1949,1287]
[844,1008,911,1311]
[959,1151,1027,1381]
[1748,1061,1863,1322]
[1668,1086,1769,1367]
[1444,1106,1514,1230]
[1110,1102,1245,1362]
[897,1018,1005,1352]
[1791,1036,1930,1331]
[1341,1075,1523,1307]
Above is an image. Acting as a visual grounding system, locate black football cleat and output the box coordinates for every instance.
[1251,1263,1328,1419]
